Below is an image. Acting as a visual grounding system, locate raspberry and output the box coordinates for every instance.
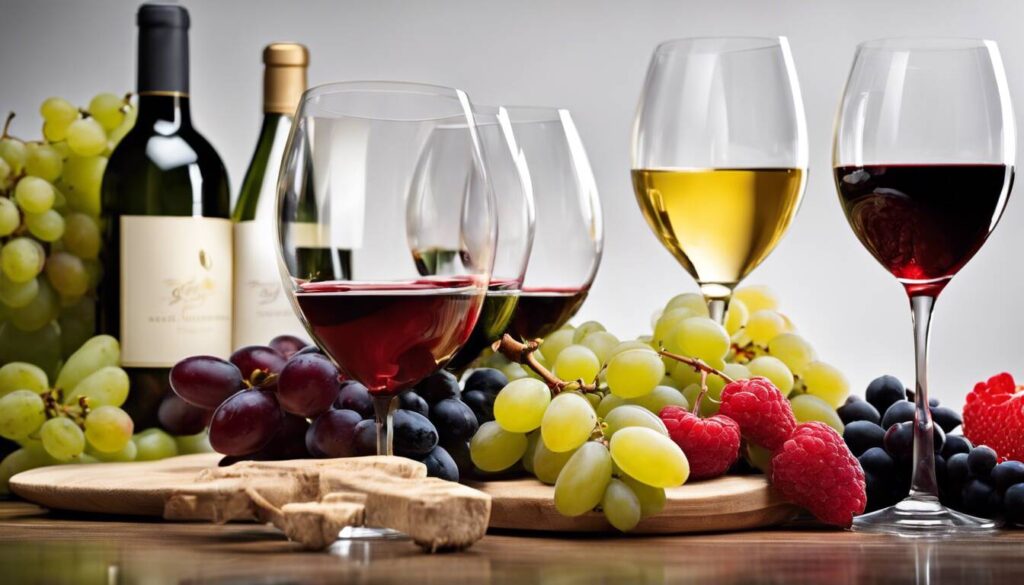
[719,377,796,452]
[771,422,867,527]
[964,372,1024,462]
[660,405,740,480]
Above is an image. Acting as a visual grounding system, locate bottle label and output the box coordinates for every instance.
[120,216,233,367]
[233,220,306,347]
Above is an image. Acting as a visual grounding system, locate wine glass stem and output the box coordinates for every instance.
[372,395,397,456]
[707,298,728,325]
[909,294,939,499]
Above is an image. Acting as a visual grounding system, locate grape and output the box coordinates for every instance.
[603,405,668,438]
[609,340,652,358]
[169,355,244,409]
[532,440,575,484]
[0,275,39,309]
[746,356,794,394]
[89,439,137,462]
[462,389,495,425]
[572,320,606,343]
[0,198,19,237]
[208,389,282,456]
[430,398,479,442]
[553,345,601,383]
[469,420,527,472]
[620,474,666,518]
[627,386,688,417]
[108,102,137,147]
[58,298,95,360]
[306,409,362,458]
[157,394,209,435]
[733,285,779,313]
[14,177,55,214]
[597,393,625,418]
[62,213,101,259]
[609,427,689,488]
[602,478,642,532]
[397,391,430,422]
[0,362,48,395]
[541,329,575,363]
[0,390,46,440]
[25,145,63,182]
[746,310,787,346]
[580,331,619,364]
[10,279,57,331]
[493,377,550,433]
[334,380,374,418]
[0,446,53,495]
[541,392,597,453]
[1,238,45,283]
[55,335,120,392]
[353,419,377,456]
[675,317,729,362]
[464,368,508,396]
[0,138,27,173]
[63,366,129,407]
[45,252,88,298]
[768,333,816,376]
[413,370,460,403]
[62,156,105,216]
[522,430,539,473]
[230,345,287,386]
[723,362,752,381]
[40,417,86,461]
[83,405,134,453]
[790,394,845,433]
[0,322,61,380]
[40,97,78,126]
[269,334,308,359]
[420,445,459,481]
[0,157,9,186]
[25,210,65,242]
[746,442,773,473]
[653,307,696,350]
[277,353,340,417]
[89,93,126,131]
[724,298,749,335]
[553,441,612,516]
[134,428,179,461]
[606,349,664,399]
[393,409,439,457]
[802,361,850,407]
[66,118,107,156]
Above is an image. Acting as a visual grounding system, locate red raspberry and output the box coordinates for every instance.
[718,377,796,452]
[659,405,740,480]
[771,422,867,527]
[964,372,1024,461]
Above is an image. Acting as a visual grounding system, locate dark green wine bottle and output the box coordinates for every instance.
[99,3,231,427]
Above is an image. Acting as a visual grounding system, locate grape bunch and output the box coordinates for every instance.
[0,95,136,377]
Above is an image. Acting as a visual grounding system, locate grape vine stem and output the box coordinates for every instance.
[493,334,597,394]
[656,348,736,385]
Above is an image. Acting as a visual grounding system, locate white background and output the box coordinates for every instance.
[3,0,1023,407]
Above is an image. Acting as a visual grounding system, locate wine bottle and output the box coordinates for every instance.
[232,43,309,348]
[99,3,231,427]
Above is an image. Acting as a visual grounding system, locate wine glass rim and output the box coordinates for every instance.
[300,80,475,122]
[856,37,996,51]
[653,36,787,54]
[501,105,568,123]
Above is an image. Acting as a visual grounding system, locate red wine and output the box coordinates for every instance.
[294,278,483,395]
[508,287,589,341]
[446,279,521,372]
[835,164,1013,297]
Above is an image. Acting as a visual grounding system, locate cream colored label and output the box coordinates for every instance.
[120,216,233,367]
[233,220,306,347]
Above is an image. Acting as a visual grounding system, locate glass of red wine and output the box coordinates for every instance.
[502,107,603,341]
[277,81,497,459]
[834,39,1015,535]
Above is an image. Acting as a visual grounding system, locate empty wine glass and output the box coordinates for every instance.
[833,39,1015,535]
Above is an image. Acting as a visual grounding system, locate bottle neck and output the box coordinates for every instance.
[135,94,192,129]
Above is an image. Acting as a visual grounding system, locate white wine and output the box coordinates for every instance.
[632,168,803,298]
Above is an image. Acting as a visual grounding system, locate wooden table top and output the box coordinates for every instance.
[2,500,1023,584]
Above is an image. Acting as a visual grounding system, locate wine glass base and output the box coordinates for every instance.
[336,526,408,540]
[853,496,1000,537]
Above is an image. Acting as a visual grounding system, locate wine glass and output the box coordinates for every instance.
[504,107,603,341]
[277,81,497,458]
[632,37,808,322]
[833,39,1015,535]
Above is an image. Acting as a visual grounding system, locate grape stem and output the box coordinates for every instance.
[656,348,735,384]
[492,333,598,395]
[1,112,14,139]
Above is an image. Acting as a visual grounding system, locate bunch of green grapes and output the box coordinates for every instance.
[0,94,136,377]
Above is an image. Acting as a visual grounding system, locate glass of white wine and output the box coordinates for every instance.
[632,37,808,322]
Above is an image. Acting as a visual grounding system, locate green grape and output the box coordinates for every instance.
[500,362,529,381]
[25,210,65,242]
[747,356,794,394]
[45,252,89,297]
[58,297,96,359]
[723,362,752,381]
[14,177,55,214]
[802,361,850,407]
[62,156,106,216]
[62,213,101,260]
[66,118,107,157]
[88,439,138,462]
[0,446,54,495]
[0,197,18,239]
[724,298,749,336]
[746,443,773,474]
[664,292,710,316]
[628,385,688,415]
[1,238,45,283]
[572,321,605,343]
[603,405,668,438]
[0,138,27,174]
[0,157,9,185]
[108,104,137,147]
[733,285,779,313]
[56,334,120,392]
[133,428,178,461]
[790,394,844,433]
[653,307,696,350]
[10,279,57,331]
[0,274,39,309]
[553,441,612,516]
[64,366,129,408]
[541,329,575,363]
[606,349,664,398]
[493,377,550,433]
[175,431,213,455]
[25,145,63,182]
[609,340,652,359]
[746,310,787,346]
[85,406,134,453]
[40,417,86,461]
[470,421,527,472]
[43,120,71,142]
[541,392,597,453]
[0,390,46,440]
[532,440,576,484]
[580,331,619,364]
[602,478,642,532]
[0,362,49,395]
[620,474,666,518]
[681,384,713,417]
[40,97,78,125]
[584,392,601,410]
[658,374,680,390]
[675,317,730,363]
[609,427,689,488]
[83,259,103,288]
[89,93,126,131]
[522,430,540,473]
[0,321,62,380]
[553,345,601,383]
[768,333,816,376]
[596,393,625,418]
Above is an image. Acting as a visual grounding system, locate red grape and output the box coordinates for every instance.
[230,345,287,387]
[169,356,244,409]
[250,414,310,460]
[335,380,373,419]
[306,409,363,458]
[157,394,211,435]
[277,353,341,417]
[209,389,282,456]
[354,419,377,455]
[269,335,308,359]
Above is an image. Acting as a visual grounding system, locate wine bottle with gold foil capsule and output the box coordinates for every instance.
[231,43,312,348]
[100,3,231,427]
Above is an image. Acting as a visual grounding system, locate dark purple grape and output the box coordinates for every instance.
[930,405,962,433]
[881,400,915,429]
[414,370,460,404]
[420,446,459,482]
[430,398,478,443]
[866,375,906,414]
[968,446,998,478]
[335,381,373,419]
[843,421,885,457]
[169,355,244,409]
[294,345,323,357]
[253,414,311,460]
[837,400,880,425]
[393,409,438,457]
[230,345,287,387]
[157,394,210,435]
[306,409,363,458]
[354,419,377,455]
[962,479,1000,518]
[269,335,308,359]
[941,434,972,459]
[858,447,895,477]
[993,461,1024,494]
[398,391,429,417]
[1005,484,1024,525]
[461,390,494,424]
[277,353,341,417]
[209,389,283,456]
[441,439,473,480]
[883,421,914,462]
[464,368,508,396]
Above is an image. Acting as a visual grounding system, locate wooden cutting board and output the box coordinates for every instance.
[9,453,797,534]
